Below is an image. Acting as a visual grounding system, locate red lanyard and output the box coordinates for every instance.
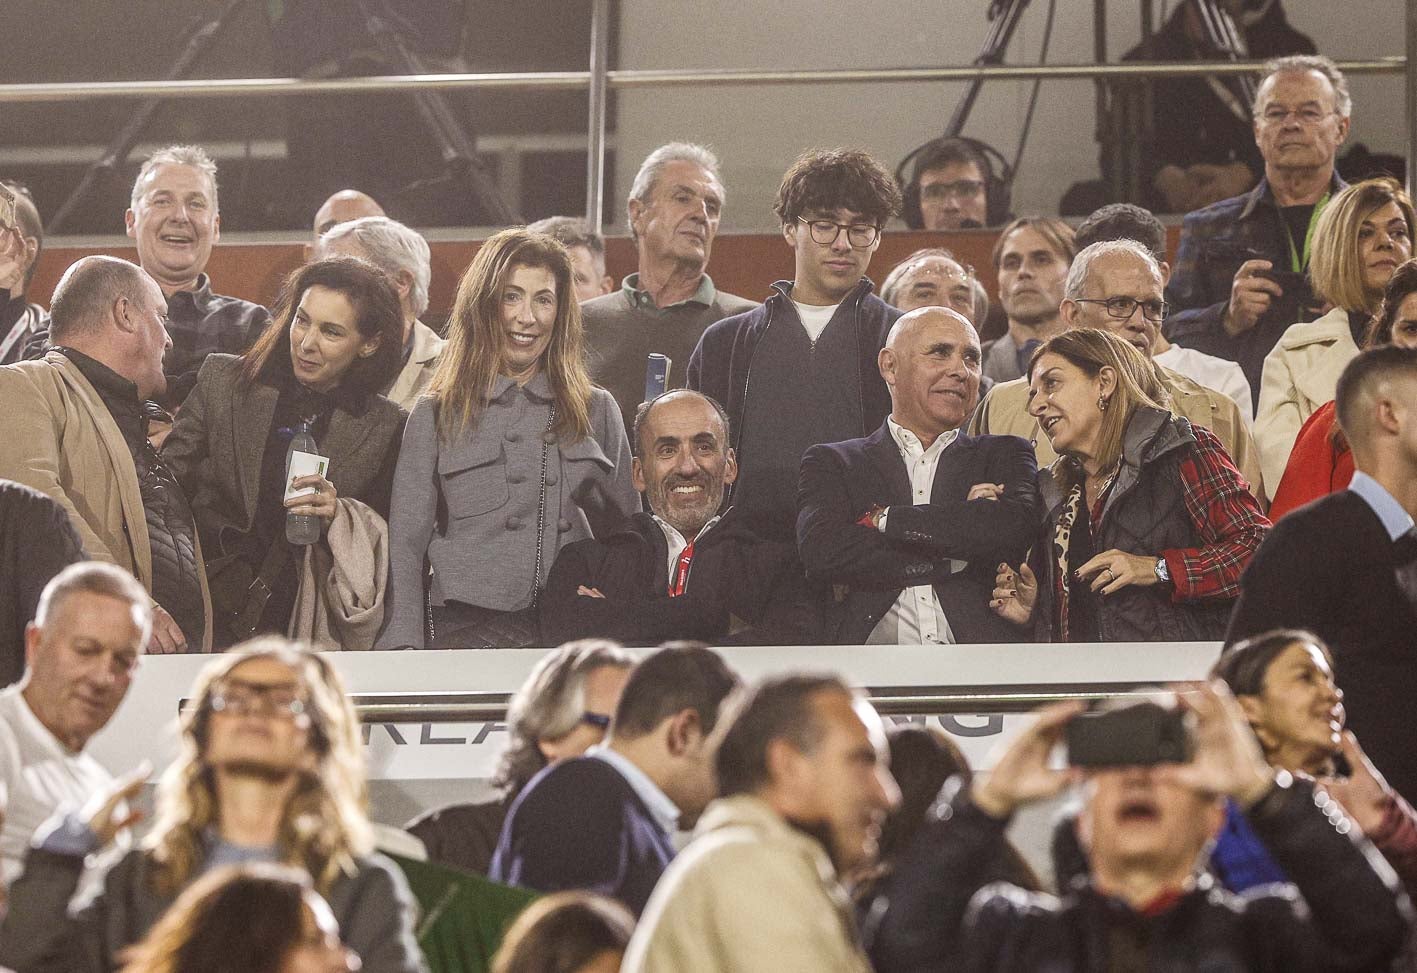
[668,541,695,597]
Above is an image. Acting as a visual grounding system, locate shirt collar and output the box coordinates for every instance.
[1239,171,1345,220]
[651,513,721,550]
[490,369,554,403]
[8,686,82,758]
[886,415,959,459]
[1348,471,1416,541]
[589,745,681,834]
[166,273,215,313]
[622,272,716,310]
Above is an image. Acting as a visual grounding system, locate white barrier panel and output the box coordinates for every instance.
[87,642,1222,785]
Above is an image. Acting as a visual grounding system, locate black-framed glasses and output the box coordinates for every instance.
[920,179,986,202]
[1072,296,1169,323]
[581,711,612,730]
[209,681,309,719]
[797,217,880,249]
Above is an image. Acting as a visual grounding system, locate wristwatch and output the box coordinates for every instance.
[1154,557,1171,585]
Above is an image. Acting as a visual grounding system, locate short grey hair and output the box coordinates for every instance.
[528,215,606,259]
[1257,55,1352,119]
[880,247,968,307]
[1064,239,1163,301]
[626,142,723,241]
[493,640,637,797]
[35,561,152,647]
[131,144,220,212]
[318,216,432,318]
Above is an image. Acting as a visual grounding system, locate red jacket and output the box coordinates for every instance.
[1268,401,1355,520]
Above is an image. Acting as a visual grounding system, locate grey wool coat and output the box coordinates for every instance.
[377,372,637,649]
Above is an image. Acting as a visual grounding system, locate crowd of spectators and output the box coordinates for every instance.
[0,43,1414,972]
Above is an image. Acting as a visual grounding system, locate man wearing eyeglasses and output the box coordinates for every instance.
[1166,55,1351,407]
[0,563,150,884]
[688,148,903,541]
[973,240,1264,498]
[903,138,995,231]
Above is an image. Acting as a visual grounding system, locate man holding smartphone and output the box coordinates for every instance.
[865,685,1411,972]
[1166,56,1351,406]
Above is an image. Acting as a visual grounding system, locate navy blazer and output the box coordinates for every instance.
[488,756,675,916]
[797,422,1042,644]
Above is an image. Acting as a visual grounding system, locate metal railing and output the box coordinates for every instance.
[2,5,1413,226]
[340,682,1170,724]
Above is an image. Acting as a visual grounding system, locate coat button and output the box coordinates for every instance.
[542,431,558,444]
[506,431,522,443]
[505,515,524,530]
[545,472,558,486]
[557,519,573,532]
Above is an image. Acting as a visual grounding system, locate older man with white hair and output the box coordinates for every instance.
[583,143,756,431]
[315,215,446,410]
[971,239,1264,498]
[0,562,151,883]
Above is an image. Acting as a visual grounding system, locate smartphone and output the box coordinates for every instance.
[644,353,671,403]
[1066,701,1193,767]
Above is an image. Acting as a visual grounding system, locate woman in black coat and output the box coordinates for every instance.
[164,257,406,646]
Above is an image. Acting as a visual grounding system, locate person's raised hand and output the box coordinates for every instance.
[82,762,151,849]
[0,228,25,297]
[1321,731,1392,834]
[1224,260,1284,337]
[973,700,1084,819]
[148,605,188,654]
[1157,681,1273,807]
[991,561,1037,626]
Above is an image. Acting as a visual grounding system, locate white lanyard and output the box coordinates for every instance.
[0,307,34,363]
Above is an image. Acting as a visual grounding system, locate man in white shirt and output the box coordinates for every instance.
[798,307,1043,644]
[0,562,150,882]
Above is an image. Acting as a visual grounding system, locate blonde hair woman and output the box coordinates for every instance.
[991,329,1269,641]
[1254,177,1415,489]
[0,638,424,973]
[378,228,637,649]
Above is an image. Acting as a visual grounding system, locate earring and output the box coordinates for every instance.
[1098,396,1109,413]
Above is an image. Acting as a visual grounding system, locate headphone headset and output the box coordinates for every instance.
[897,136,1015,230]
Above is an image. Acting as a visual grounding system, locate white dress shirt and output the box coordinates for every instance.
[868,418,960,645]
[652,514,722,581]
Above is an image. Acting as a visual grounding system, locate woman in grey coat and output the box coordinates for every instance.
[377,228,637,649]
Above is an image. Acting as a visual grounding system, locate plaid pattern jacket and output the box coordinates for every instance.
[1164,173,1347,400]
[1167,424,1271,600]
[162,274,270,410]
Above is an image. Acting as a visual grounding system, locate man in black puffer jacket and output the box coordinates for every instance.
[540,390,821,646]
[865,686,1411,973]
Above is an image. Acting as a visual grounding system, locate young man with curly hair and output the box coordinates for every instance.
[687,148,903,540]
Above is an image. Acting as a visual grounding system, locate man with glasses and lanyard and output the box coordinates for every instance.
[688,148,903,541]
[1166,55,1351,408]
[0,183,48,366]
[973,239,1264,498]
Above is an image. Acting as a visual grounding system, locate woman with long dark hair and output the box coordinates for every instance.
[164,257,406,646]
[992,329,1269,641]
[378,228,636,649]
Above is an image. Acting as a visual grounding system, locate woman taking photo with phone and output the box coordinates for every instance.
[163,257,406,647]
[991,329,1270,641]
[378,228,636,649]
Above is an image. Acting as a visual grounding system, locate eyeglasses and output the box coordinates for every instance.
[920,179,986,202]
[1072,296,1169,323]
[580,712,612,729]
[1259,105,1337,126]
[209,681,309,720]
[797,217,881,249]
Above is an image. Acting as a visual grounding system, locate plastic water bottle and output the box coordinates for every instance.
[285,420,322,546]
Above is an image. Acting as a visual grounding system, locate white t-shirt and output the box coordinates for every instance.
[792,301,841,344]
[1155,344,1254,426]
[0,685,116,883]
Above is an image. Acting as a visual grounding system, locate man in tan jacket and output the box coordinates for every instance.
[0,256,211,651]
[623,674,899,973]
[971,239,1266,501]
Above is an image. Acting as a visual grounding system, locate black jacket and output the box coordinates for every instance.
[0,480,84,686]
[797,422,1040,644]
[867,777,1410,973]
[1227,488,1417,805]
[539,508,821,646]
[489,756,676,917]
